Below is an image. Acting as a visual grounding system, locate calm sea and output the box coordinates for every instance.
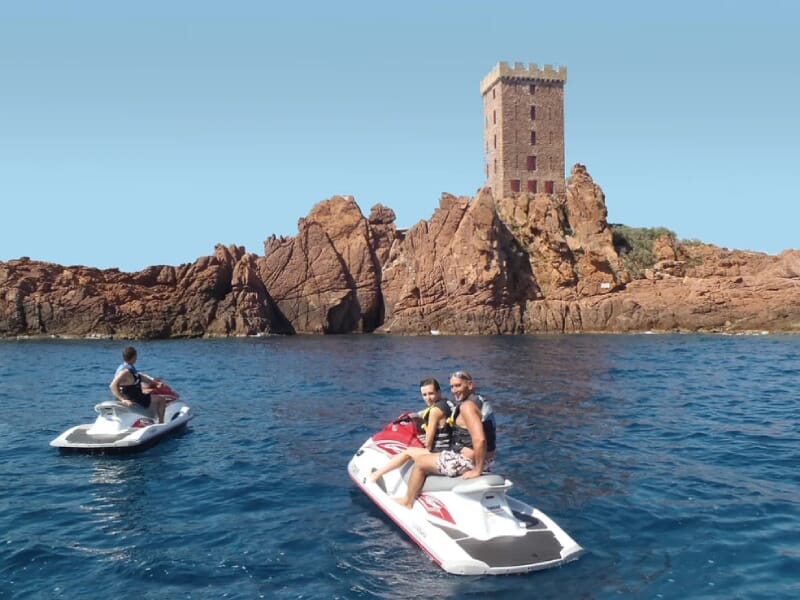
[1,335,798,599]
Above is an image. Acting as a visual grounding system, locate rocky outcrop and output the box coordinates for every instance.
[0,244,292,338]
[379,190,534,334]
[492,164,626,302]
[368,204,398,266]
[257,195,384,333]
[2,165,799,338]
[376,165,634,333]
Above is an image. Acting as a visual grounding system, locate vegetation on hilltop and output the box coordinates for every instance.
[611,224,677,278]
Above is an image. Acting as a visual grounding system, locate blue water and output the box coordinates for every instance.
[1,335,799,599]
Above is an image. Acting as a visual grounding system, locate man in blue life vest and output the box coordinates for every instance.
[396,370,496,509]
[109,346,167,424]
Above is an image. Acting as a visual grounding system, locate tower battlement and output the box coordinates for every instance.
[480,61,567,96]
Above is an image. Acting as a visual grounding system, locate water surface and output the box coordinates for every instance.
[1,334,798,599]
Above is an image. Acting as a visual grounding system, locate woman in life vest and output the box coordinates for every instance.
[369,378,453,483]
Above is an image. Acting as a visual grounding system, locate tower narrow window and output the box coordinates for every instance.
[493,110,496,125]
[527,156,536,171]
[530,106,536,120]
[530,131,536,145]
[544,180,554,194]
[493,135,496,149]
[511,179,521,193]
[529,84,536,94]
[527,180,537,193]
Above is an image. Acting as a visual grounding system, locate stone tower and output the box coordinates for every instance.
[480,62,567,198]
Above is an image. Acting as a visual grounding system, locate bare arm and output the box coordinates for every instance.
[109,370,133,406]
[460,402,486,479]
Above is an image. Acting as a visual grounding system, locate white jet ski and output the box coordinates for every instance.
[50,383,193,453]
[348,412,583,575]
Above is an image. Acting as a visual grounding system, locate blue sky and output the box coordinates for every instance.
[1,1,798,272]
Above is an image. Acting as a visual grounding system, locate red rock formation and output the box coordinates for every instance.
[380,190,533,334]
[0,245,291,338]
[368,204,398,266]
[563,164,628,295]
[259,220,356,334]
[2,165,800,338]
[258,196,384,333]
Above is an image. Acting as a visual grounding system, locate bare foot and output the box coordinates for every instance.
[369,472,383,483]
[391,496,414,509]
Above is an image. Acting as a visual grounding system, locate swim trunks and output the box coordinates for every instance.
[436,450,494,477]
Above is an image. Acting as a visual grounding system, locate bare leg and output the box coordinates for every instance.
[369,452,411,482]
[397,453,440,509]
[370,453,410,482]
[371,447,430,482]
[152,396,166,424]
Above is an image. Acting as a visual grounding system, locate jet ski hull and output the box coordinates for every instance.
[348,414,583,575]
[50,386,193,453]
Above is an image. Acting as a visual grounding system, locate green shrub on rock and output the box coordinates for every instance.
[611,224,676,278]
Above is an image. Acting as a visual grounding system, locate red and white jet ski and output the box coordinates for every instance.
[50,383,193,453]
[348,412,583,575]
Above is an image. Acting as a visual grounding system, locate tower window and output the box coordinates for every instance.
[530,106,536,120]
[511,179,521,193]
[530,131,536,145]
[529,84,536,94]
[493,110,496,125]
[545,180,554,194]
[527,180,537,193]
[527,156,536,171]
[493,135,496,149]
[493,88,496,99]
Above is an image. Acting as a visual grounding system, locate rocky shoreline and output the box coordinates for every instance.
[3,165,799,339]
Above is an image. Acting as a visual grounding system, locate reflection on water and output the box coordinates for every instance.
[90,458,147,486]
[79,456,167,566]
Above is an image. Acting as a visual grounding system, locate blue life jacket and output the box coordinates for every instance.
[116,363,148,403]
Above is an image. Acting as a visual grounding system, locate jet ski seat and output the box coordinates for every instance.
[95,400,153,418]
[422,473,507,493]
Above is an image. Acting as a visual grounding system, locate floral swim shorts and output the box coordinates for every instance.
[436,450,495,477]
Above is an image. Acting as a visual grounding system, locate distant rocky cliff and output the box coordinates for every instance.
[3,164,800,338]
